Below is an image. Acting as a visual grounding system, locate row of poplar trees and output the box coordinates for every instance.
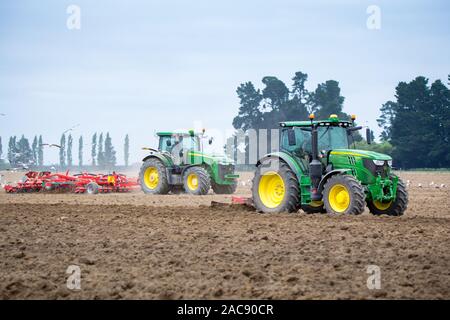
[0,134,130,168]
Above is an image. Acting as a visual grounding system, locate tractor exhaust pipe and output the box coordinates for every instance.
[309,115,322,201]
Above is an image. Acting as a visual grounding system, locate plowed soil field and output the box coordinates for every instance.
[0,171,449,299]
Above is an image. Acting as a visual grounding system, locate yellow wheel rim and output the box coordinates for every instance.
[258,171,285,209]
[373,200,392,211]
[187,173,199,191]
[328,184,350,213]
[144,167,159,189]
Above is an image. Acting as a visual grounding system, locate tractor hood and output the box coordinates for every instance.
[187,151,235,164]
[330,149,392,161]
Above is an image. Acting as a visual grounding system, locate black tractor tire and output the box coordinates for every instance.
[183,166,211,195]
[301,202,327,214]
[252,158,300,213]
[367,178,408,216]
[323,174,365,215]
[139,158,170,194]
[86,182,99,195]
[212,181,238,194]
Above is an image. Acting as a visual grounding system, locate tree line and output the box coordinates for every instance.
[376,76,450,168]
[232,71,450,169]
[233,71,360,132]
[0,133,131,168]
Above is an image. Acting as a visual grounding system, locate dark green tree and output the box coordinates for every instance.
[31,136,38,165]
[8,136,16,165]
[261,76,289,111]
[59,134,66,167]
[124,134,130,167]
[292,71,313,113]
[310,80,346,120]
[38,135,44,166]
[16,136,33,165]
[233,82,263,131]
[67,134,73,167]
[377,101,396,141]
[91,133,97,166]
[381,76,450,168]
[104,133,116,167]
[98,133,104,167]
[78,136,83,167]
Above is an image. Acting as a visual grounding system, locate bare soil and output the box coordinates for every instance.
[0,171,449,299]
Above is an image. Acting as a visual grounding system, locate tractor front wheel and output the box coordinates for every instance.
[252,159,300,213]
[139,158,170,194]
[367,178,408,216]
[183,166,211,195]
[323,175,365,215]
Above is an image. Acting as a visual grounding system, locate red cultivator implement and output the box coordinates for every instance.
[4,171,139,194]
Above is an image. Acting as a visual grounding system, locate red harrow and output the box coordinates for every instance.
[3,171,139,194]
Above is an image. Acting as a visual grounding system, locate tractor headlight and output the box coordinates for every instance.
[387,160,392,167]
[373,160,385,166]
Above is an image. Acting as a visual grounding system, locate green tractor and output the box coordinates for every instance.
[139,130,239,195]
[252,114,408,216]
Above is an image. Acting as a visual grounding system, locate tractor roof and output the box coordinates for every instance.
[156,130,201,137]
[280,114,353,128]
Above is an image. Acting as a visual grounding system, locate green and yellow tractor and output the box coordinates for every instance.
[252,114,408,216]
[139,130,239,195]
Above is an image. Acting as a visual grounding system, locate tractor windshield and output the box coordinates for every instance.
[317,126,349,151]
[181,135,200,152]
[281,126,349,154]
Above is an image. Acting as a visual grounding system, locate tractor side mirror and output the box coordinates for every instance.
[166,140,172,147]
[208,137,214,145]
[366,128,372,145]
[287,129,296,146]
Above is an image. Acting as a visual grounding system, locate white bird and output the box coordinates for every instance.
[434,184,440,189]
[440,184,446,188]
[418,183,422,188]
[40,143,61,148]
[429,181,435,187]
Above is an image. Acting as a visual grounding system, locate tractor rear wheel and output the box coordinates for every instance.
[367,178,408,216]
[183,166,211,195]
[139,158,170,194]
[323,175,365,215]
[252,159,300,213]
[212,181,237,194]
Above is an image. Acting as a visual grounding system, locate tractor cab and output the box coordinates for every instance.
[280,114,364,168]
[157,131,201,154]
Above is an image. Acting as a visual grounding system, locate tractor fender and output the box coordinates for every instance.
[317,169,352,194]
[180,164,203,176]
[142,153,172,166]
[256,152,304,181]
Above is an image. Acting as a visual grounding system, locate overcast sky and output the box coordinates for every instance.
[0,0,449,165]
